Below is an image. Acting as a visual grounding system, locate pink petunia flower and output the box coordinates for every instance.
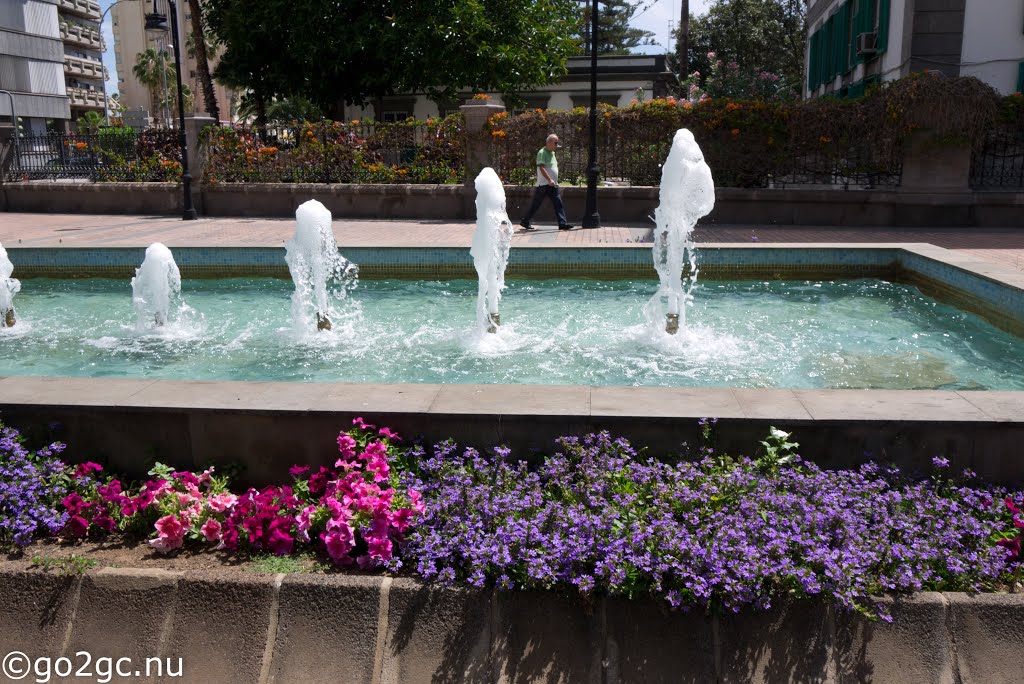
[208,493,238,513]
[149,514,187,554]
[201,518,222,542]
[378,427,401,442]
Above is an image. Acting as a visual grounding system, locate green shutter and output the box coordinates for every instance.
[1017,62,1024,93]
[808,31,817,90]
[877,0,890,53]
[841,2,851,73]
[850,1,862,66]
[825,17,834,81]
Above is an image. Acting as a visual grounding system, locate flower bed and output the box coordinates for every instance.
[202,116,464,185]
[1,420,1021,620]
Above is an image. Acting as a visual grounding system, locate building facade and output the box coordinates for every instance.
[0,0,70,134]
[57,0,104,124]
[111,0,233,125]
[345,55,674,122]
[805,0,1024,98]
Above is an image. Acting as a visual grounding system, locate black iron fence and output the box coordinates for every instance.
[970,125,1024,190]
[490,126,902,189]
[1,129,182,182]
[202,118,464,185]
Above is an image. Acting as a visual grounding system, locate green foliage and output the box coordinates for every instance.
[75,112,103,135]
[488,75,1011,187]
[680,0,805,99]
[31,554,98,576]
[202,115,464,184]
[578,0,656,55]
[205,0,582,113]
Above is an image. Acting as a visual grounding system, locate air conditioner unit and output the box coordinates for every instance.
[856,32,878,56]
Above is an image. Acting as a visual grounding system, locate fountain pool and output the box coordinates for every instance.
[2,275,1023,389]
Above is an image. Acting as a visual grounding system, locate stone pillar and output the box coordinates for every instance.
[184,115,216,184]
[460,102,506,187]
[900,132,972,193]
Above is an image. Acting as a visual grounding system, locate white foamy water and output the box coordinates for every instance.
[285,199,358,334]
[644,129,715,333]
[0,242,21,328]
[130,243,199,334]
[470,168,514,333]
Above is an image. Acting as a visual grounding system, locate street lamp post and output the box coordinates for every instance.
[581,0,600,229]
[146,0,197,220]
[0,90,19,171]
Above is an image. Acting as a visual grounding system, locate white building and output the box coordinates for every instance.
[805,0,1024,98]
[345,55,674,122]
[57,0,106,125]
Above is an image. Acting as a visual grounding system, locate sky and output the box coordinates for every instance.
[98,0,713,98]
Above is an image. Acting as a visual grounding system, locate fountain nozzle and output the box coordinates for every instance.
[2,308,14,328]
[316,312,332,332]
[486,312,500,334]
[665,313,679,335]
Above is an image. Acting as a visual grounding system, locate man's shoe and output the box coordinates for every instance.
[558,224,574,231]
[519,220,534,231]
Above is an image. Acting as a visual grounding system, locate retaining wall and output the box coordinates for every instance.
[0,561,1021,683]
[4,181,1024,227]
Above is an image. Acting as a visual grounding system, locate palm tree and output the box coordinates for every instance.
[76,111,104,134]
[186,0,220,122]
[133,47,176,125]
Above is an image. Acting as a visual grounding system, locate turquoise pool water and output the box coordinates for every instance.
[1,277,1022,389]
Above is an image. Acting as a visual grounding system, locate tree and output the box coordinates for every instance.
[677,0,805,98]
[186,0,220,122]
[133,47,176,122]
[206,0,583,117]
[235,95,323,124]
[76,111,103,134]
[579,0,656,55]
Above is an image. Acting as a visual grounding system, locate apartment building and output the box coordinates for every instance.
[111,0,233,124]
[57,0,105,122]
[805,0,1024,98]
[0,0,70,134]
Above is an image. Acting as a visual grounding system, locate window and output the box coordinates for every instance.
[381,111,411,123]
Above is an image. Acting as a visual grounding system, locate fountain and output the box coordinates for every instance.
[644,129,715,334]
[131,243,188,330]
[0,242,20,328]
[285,199,357,333]
[470,168,514,333]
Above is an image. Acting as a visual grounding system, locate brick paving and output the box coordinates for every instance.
[0,213,1022,270]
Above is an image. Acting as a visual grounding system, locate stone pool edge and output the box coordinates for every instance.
[1,376,1023,485]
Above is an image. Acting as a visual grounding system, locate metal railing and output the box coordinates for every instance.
[490,126,902,189]
[2,129,181,182]
[203,120,464,184]
[970,126,1024,190]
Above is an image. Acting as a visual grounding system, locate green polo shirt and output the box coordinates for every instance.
[536,147,558,186]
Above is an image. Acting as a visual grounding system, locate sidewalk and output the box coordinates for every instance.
[1,213,1022,270]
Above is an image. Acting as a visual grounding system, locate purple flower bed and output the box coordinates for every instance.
[2,420,1022,619]
[402,431,1024,619]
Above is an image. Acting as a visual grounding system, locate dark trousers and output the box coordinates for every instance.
[522,184,568,226]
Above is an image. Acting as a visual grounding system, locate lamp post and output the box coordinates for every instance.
[145,0,197,220]
[581,0,600,229]
[0,90,19,171]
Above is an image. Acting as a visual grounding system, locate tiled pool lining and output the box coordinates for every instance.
[8,243,1024,337]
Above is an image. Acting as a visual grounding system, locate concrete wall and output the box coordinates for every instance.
[4,181,1024,227]
[961,0,1024,95]
[0,561,1021,684]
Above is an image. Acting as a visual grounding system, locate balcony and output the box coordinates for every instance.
[64,56,105,81]
[60,24,102,50]
[67,86,105,110]
[58,0,102,22]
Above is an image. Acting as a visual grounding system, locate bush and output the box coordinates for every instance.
[202,115,464,185]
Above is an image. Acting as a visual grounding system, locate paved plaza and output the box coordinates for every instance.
[0,213,1022,270]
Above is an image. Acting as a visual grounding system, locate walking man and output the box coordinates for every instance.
[520,134,574,231]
